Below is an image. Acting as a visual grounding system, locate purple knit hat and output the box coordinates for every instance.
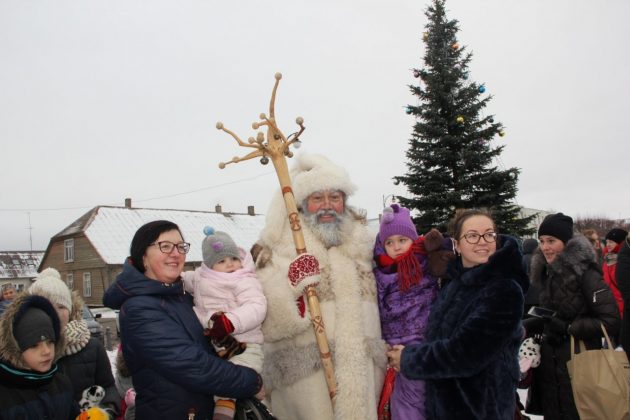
[379,204,418,241]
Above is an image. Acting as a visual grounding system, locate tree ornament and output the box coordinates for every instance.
[423,32,429,41]
[488,117,494,123]
[293,140,302,149]
[406,107,413,115]
[413,70,421,78]
[451,42,459,50]
[456,116,464,124]
[499,130,506,137]
[479,85,486,93]
[463,72,469,80]
[260,156,269,165]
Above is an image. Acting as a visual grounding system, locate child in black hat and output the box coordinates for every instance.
[0,294,78,419]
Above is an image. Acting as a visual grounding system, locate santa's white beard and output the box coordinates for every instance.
[302,209,347,248]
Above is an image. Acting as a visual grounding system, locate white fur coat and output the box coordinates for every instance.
[256,207,386,420]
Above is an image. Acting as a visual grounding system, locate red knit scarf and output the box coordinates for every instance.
[376,236,427,292]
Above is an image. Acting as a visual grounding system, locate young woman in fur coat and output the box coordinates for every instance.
[387,209,528,419]
[523,213,620,419]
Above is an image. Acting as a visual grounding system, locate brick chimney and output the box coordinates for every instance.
[125,198,132,208]
[247,205,255,216]
[215,204,222,213]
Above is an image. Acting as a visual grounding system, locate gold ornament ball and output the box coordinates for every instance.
[499,130,506,137]
[423,32,429,40]
[456,116,464,124]
[452,42,459,50]
[216,122,223,130]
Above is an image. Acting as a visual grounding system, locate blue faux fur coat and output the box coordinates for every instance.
[400,235,528,420]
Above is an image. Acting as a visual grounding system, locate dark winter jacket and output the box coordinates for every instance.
[103,261,261,420]
[522,238,541,314]
[400,235,528,420]
[525,235,620,419]
[373,235,439,346]
[55,291,120,416]
[0,294,78,420]
[616,237,630,352]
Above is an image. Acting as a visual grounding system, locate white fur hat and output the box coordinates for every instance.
[29,267,73,312]
[290,153,357,204]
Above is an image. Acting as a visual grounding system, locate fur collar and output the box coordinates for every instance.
[0,294,65,369]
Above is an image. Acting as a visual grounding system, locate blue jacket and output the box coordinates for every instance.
[401,235,527,420]
[103,261,260,420]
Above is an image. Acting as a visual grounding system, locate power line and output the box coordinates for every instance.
[0,171,274,212]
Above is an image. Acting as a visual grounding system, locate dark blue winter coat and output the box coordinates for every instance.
[103,261,260,420]
[400,235,528,420]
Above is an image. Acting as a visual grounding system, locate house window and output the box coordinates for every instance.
[83,272,91,297]
[67,273,74,290]
[64,239,74,262]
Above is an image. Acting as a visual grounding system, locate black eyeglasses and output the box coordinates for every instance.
[150,241,191,254]
[460,232,498,244]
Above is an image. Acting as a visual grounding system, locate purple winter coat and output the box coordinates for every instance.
[374,235,439,346]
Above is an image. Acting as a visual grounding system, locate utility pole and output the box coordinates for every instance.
[26,212,33,251]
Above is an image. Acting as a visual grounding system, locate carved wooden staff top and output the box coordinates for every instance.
[215,73,337,405]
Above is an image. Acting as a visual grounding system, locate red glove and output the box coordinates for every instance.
[288,253,321,295]
[207,312,234,340]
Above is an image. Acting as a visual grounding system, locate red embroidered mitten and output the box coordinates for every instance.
[207,312,235,340]
[288,253,321,296]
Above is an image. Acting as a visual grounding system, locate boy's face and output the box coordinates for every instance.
[384,234,413,259]
[212,256,243,273]
[2,288,15,300]
[22,340,55,373]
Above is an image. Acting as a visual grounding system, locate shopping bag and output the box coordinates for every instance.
[377,367,396,420]
[566,324,630,420]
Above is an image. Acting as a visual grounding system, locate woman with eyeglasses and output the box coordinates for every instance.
[103,220,262,420]
[386,208,528,419]
[523,213,619,419]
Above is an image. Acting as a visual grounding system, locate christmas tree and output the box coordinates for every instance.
[395,0,535,236]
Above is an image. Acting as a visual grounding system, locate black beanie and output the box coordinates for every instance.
[129,220,182,273]
[14,307,56,352]
[538,213,574,243]
[605,228,628,244]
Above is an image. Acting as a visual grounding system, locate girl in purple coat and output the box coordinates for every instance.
[374,204,450,420]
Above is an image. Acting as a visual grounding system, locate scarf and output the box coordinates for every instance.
[376,236,427,292]
[63,319,91,356]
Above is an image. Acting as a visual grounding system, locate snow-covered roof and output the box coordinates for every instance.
[62,206,266,265]
[0,251,45,279]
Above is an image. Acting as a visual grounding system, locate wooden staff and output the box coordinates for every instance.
[215,73,337,404]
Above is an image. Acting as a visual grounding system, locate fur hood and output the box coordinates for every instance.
[0,294,65,369]
[530,234,599,287]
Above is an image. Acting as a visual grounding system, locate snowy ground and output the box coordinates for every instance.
[518,388,543,420]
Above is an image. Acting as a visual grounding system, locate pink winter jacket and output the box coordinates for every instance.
[181,248,266,344]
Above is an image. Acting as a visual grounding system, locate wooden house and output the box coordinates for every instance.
[0,251,45,293]
[39,201,265,307]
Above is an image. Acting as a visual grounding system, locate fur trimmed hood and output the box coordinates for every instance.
[0,294,65,369]
[530,234,599,287]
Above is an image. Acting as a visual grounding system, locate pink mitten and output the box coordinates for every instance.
[288,253,321,295]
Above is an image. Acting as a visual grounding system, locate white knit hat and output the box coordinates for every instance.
[290,153,357,204]
[29,267,73,311]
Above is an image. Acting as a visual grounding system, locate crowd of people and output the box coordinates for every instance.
[0,152,628,420]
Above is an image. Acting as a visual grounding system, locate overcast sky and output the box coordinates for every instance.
[1,0,629,251]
